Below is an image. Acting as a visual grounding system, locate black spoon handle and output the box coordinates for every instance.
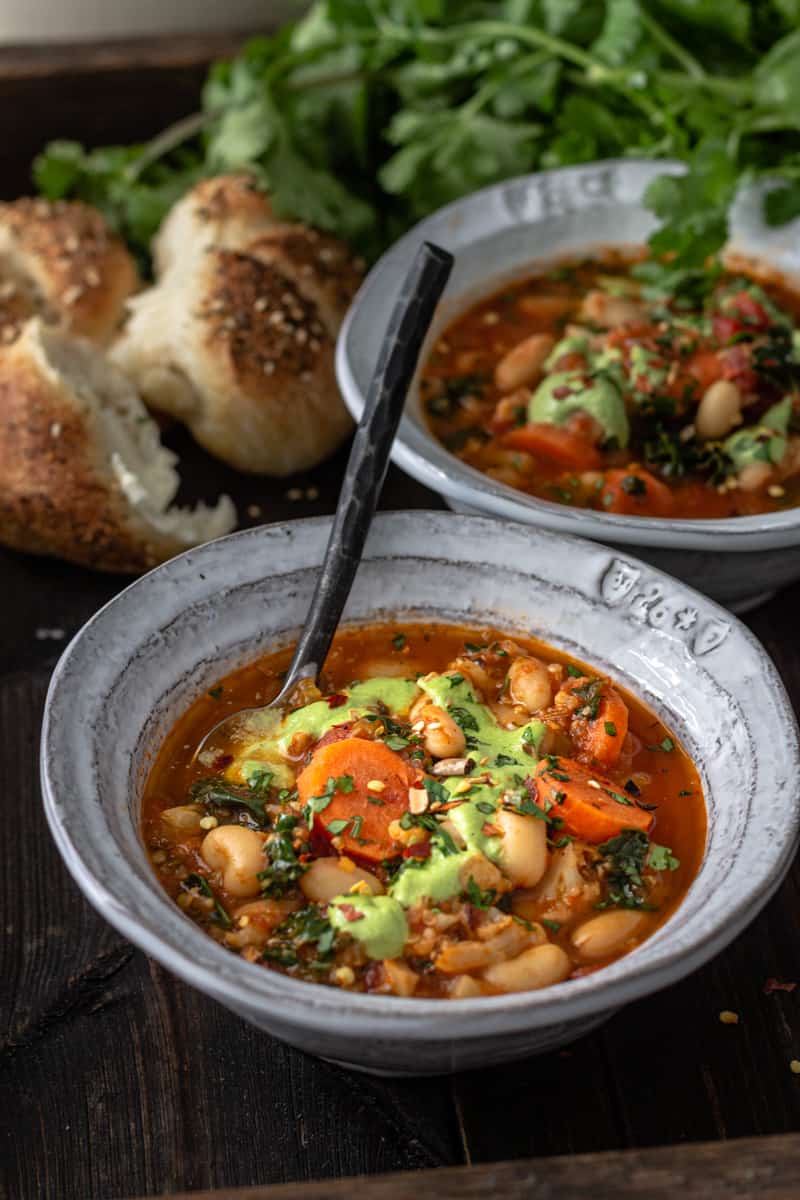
[281,240,453,693]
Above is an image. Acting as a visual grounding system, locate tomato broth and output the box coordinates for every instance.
[422,255,800,518]
[143,623,705,1000]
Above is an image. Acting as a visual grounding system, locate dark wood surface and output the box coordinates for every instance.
[156,1132,800,1198]
[2,30,800,1200]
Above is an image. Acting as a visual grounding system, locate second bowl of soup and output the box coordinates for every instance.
[336,160,800,611]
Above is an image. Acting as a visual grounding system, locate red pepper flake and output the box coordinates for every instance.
[326,693,348,708]
[552,385,573,399]
[212,753,233,770]
[482,822,503,837]
[764,978,797,995]
[403,840,432,859]
[363,962,384,990]
[337,903,366,923]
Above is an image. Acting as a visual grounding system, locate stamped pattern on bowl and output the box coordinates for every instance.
[503,164,619,222]
[600,557,731,657]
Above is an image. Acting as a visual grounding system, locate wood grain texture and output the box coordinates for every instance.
[140,1133,800,1199]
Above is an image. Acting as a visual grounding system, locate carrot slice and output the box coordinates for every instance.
[535,755,652,843]
[502,423,601,469]
[565,679,629,769]
[599,468,675,518]
[296,738,415,863]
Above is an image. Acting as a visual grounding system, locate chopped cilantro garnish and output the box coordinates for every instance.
[207,686,224,700]
[495,753,520,767]
[181,873,231,928]
[449,706,479,733]
[392,633,407,650]
[466,877,496,909]
[647,843,680,872]
[541,918,561,933]
[604,721,617,737]
[384,733,409,750]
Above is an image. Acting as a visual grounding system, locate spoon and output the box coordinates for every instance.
[196,240,454,760]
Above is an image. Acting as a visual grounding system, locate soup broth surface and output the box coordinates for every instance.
[143,623,706,999]
[422,254,800,518]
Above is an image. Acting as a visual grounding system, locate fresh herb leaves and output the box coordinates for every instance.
[258,813,307,898]
[33,6,800,274]
[181,873,231,928]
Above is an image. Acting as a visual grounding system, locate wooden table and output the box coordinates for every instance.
[2,33,800,1200]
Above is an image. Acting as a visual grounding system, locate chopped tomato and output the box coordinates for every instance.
[688,350,725,391]
[598,468,675,518]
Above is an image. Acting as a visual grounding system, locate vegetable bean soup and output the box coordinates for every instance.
[144,624,705,999]
[422,254,800,518]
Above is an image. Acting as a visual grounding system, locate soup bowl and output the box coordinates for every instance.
[336,160,800,613]
[41,511,799,1075]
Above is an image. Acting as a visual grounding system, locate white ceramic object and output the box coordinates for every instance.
[41,512,799,1075]
[336,160,800,612]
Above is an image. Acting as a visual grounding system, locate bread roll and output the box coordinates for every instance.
[0,198,138,344]
[0,319,236,573]
[152,173,279,275]
[111,178,364,475]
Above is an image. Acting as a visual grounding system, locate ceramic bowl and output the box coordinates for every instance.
[41,511,800,1075]
[336,160,800,613]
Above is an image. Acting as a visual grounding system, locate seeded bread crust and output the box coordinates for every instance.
[0,320,235,573]
[0,198,139,344]
[112,175,364,476]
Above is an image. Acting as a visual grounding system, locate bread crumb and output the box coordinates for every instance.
[306,486,319,501]
[790,1060,800,1074]
[286,487,303,501]
[35,627,65,641]
[719,1010,739,1025]
[247,504,262,519]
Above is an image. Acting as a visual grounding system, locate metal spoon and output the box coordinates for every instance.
[195,240,454,759]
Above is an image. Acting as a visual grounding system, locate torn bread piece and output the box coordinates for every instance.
[0,198,139,344]
[111,216,363,475]
[0,318,236,573]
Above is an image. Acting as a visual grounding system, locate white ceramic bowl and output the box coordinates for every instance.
[41,512,799,1074]
[336,160,800,613]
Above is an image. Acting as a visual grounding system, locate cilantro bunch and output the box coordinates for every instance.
[34,1,800,272]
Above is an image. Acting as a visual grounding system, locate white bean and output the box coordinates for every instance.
[578,290,645,328]
[738,461,773,492]
[482,942,572,993]
[300,857,383,903]
[494,332,556,392]
[571,910,643,959]
[494,809,548,888]
[415,703,466,758]
[450,974,485,998]
[201,825,268,897]
[160,804,205,833]
[695,380,742,440]
[507,655,553,714]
